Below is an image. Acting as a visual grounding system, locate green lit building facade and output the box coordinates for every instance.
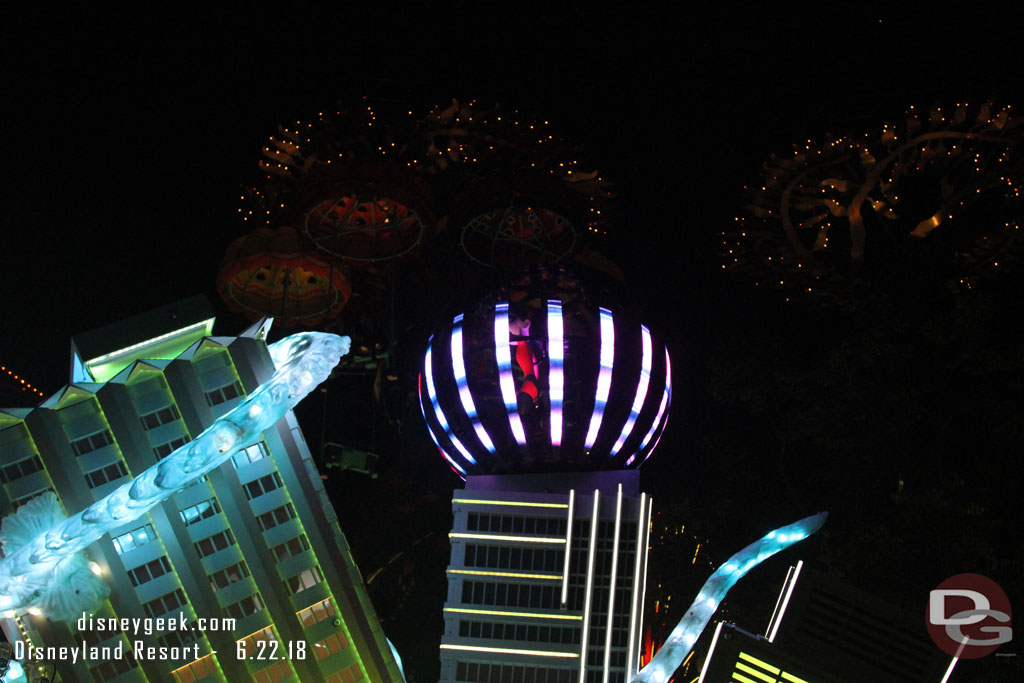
[0,297,402,682]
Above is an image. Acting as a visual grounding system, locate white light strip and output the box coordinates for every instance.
[625,492,647,679]
[611,325,653,457]
[638,497,653,665]
[418,375,466,476]
[444,607,582,621]
[640,348,673,465]
[425,342,477,466]
[697,620,726,683]
[440,643,578,658]
[602,484,624,683]
[452,498,568,509]
[584,308,615,449]
[939,656,959,683]
[767,560,803,643]
[547,300,564,447]
[449,533,567,544]
[495,303,527,445]
[85,319,213,366]
[451,313,496,453]
[578,490,600,683]
[561,489,575,606]
[766,564,795,639]
[630,348,672,466]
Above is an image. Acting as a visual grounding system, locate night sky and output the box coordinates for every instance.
[4,8,1023,682]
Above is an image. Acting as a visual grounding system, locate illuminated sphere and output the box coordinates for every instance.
[419,269,672,477]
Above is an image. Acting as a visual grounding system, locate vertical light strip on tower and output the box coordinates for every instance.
[561,488,576,606]
[578,490,601,683]
[766,560,803,643]
[584,308,615,449]
[629,347,672,467]
[424,342,477,466]
[696,621,727,683]
[602,484,624,683]
[638,497,653,670]
[547,301,565,447]
[450,313,496,453]
[611,325,653,457]
[625,491,648,680]
[494,303,527,445]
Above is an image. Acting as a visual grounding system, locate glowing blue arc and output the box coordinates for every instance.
[584,308,615,449]
[424,342,477,466]
[0,332,350,616]
[418,374,467,477]
[450,314,496,453]
[628,348,672,467]
[611,325,652,457]
[632,512,828,683]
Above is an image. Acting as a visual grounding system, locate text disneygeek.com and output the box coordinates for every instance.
[12,614,238,664]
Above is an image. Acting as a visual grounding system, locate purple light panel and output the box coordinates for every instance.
[451,313,497,453]
[584,308,615,449]
[494,303,527,445]
[547,300,564,447]
[610,325,653,457]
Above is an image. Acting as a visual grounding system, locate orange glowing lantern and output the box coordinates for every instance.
[296,162,433,263]
[217,226,351,328]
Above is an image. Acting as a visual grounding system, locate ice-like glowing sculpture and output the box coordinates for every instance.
[0,332,350,621]
[632,512,828,683]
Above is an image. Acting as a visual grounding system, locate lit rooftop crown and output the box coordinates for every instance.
[419,269,672,477]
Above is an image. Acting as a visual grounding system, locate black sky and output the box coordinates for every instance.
[5,9,1022,390]
[3,8,1023,679]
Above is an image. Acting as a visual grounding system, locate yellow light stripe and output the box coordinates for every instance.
[739,652,781,675]
[447,569,563,580]
[453,498,569,508]
[781,673,810,683]
[440,643,578,658]
[444,607,582,621]
[736,662,777,683]
[449,532,567,544]
[732,672,760,683]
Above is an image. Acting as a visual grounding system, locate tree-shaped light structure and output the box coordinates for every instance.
[726,101,1023,303]
[415,99,615,269]
[240,100,434,265]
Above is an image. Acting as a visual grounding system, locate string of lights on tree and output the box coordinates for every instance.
[723,100,1023,304]
[221,97,618,330]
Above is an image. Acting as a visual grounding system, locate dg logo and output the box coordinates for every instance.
[926,573,1013,659]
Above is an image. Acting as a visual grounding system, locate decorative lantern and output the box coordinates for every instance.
[453,172,581,269]
[296,161,434,264]
[216,226,351,327]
